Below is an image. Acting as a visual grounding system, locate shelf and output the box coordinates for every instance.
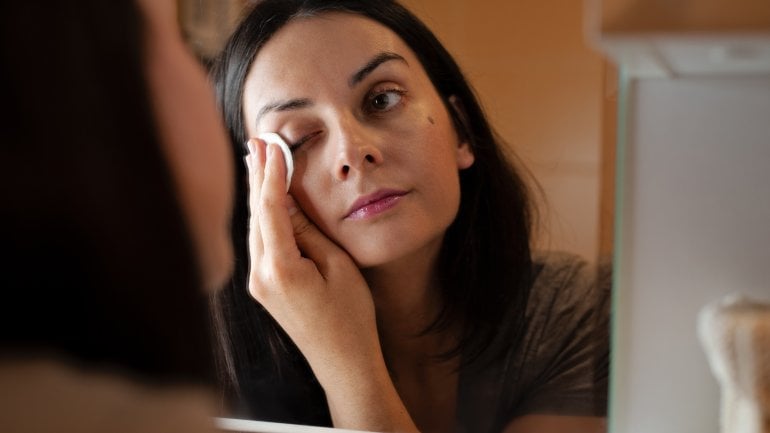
[586,0,770,77]
[595,33,770,78]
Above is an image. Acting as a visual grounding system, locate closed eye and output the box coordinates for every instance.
[289,130,323,152]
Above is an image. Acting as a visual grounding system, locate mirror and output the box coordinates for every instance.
[179,0,615,431]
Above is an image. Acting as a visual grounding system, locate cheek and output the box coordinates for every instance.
[288,158,336,232]
[412,116,462,171]
[416,118,465,202]
[288,153,314,204]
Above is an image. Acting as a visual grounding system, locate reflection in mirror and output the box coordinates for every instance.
[181,1,614,432]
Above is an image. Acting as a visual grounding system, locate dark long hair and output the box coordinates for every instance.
[210,0,534,424]
[0,0,214,385]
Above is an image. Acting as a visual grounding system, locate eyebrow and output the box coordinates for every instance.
[349,51,408,88]
[254,51,408,125]
[255,98,313,125]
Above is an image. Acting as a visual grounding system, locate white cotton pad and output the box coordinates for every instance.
[258,132,293,192]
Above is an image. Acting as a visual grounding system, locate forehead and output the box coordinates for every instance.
[244,12,420,98]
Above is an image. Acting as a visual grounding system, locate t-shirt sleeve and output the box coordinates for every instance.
[504,252,611,418]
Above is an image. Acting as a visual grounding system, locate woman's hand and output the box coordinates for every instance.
[244,138,377,379]
[244,139,418,432]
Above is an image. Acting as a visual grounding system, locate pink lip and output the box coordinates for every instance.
[345,189,408,220]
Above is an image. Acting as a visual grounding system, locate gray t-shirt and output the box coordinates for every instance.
[456,251,611,433]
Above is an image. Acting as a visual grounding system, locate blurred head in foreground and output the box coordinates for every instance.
[0,0,234,384]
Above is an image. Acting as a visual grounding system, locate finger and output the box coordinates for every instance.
[247,139,267,210]
[246,138,266,260]
[258,142,299,262]
[261,141,288,195]
[286,195,350,277]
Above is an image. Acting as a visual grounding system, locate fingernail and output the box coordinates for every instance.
[246,139,256,155]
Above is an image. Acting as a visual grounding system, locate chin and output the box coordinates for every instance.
[346,232,444,271]
[333,208,454,270]
[344,239,407,269]
[349,248,398,270]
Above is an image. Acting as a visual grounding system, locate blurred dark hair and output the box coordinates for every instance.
[0,0,214,385]
[210,0,535,424]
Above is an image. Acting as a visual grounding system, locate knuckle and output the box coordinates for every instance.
[250,261,296,297]
[247,278,270,302]
[258,194,280,212]
[266,263,291,286]
[291,214,314,237]
[324,250,350,270]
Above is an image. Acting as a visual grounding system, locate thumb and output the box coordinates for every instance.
[287,196,347,275]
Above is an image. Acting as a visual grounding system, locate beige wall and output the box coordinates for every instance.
[401,0,607,261]
[599,0,770,32]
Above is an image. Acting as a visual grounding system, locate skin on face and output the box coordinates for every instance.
[242,13,474,269]
[136,0,234,290]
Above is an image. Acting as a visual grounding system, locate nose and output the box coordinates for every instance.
[332,117,383,181]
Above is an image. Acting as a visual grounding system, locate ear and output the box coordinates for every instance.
[448,95,475,170]
[456,138,475,170]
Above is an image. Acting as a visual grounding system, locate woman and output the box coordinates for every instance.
[211,1,609,432]
[1,0,233,431]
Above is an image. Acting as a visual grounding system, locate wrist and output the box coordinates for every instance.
[314,357,419,432]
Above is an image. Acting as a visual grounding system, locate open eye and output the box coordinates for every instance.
[366,88,405,113]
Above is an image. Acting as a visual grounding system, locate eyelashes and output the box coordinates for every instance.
[288,130,322,152]
[364,88,406,114]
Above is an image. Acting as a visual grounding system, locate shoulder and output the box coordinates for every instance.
[504,251,611,416]
[522,251,612,358]
[528,251,611,321]
[531,250,609,292]
[456,252,611,431]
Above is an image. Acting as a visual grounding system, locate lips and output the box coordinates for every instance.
[345,189,408,220]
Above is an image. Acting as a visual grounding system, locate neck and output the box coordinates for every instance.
[362,238,461,433]
[361,237,458,371]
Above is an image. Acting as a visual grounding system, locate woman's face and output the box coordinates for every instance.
[242,13,474,268]
[137,0,234,290]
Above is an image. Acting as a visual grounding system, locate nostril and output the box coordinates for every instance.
[342,165,350,175]
[365,154,375,163]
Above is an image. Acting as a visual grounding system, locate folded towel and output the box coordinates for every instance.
[698,294,770,433]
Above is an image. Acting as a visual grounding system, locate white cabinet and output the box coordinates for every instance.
[590,2,770,432]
